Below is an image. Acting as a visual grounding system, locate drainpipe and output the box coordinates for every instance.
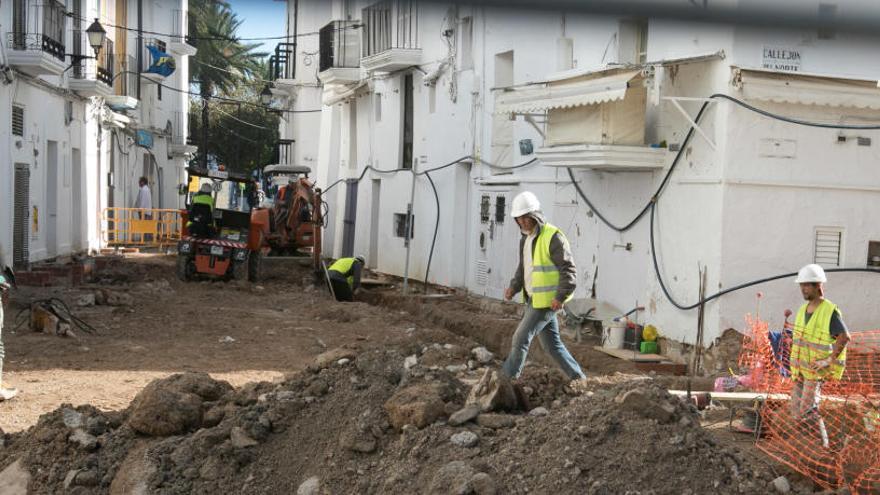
[137,0,143,100]
[402,163,417,294]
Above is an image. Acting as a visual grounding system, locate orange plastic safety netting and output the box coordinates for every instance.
[737,317,880,492]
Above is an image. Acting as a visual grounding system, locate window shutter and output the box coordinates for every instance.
[12,106,25,136]
[814,228,843,267]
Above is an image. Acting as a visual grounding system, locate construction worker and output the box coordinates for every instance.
[327,255,365,302]
[502,191,586,382]
[187,183,216,237]
[788,263,851,448]
[0,248,18,400]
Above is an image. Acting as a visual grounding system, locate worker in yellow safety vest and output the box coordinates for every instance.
[501,191,585,383]
[788,263,851,448]
[187,183,216,237]
[327,255,365,302]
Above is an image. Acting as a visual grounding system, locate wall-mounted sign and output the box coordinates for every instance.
[762,46,802,72]
[136,130,154,149]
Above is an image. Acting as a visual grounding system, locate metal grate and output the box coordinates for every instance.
[13,164,30,268]
[814,228,843,267]
[12,105,24,136]
[495,195,506,223]
[480,195,490,223]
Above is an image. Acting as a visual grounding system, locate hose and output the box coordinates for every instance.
[649,201,880,310]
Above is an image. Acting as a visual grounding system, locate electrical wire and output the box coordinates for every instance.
[13,298,98,335]
[423,171,441,293]
[212,105,273,130]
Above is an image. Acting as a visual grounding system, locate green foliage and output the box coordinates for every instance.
[188,0,276,174]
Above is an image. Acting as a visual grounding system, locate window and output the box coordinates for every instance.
[374,93,382,122]
[12,105,24,137]
[867,241,880,268]
[480,195,490,223]
[618,19,648,65]
[428,84,436,114]
[814,227,843,267]
[494,196,506,223]
[401,73,414,169]
[394,213,414,238]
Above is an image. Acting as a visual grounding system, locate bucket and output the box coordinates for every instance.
[603,321,626,349]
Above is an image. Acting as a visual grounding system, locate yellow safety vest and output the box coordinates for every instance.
[192,192,214,211]
[329,258,356,287]
[790,299,846,381]
[526,223,572,309]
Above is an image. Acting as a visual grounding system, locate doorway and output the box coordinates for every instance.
[341,179,359,257]
[46,140,58,258]
[368,179,381,269]
[71,148,84,250]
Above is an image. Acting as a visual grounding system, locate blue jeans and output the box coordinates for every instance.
[501,301,585,380]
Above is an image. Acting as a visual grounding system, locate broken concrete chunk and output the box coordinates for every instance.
[471,347,494,364]
[62,408,84,429]
[466,369,520,413]
[477,413,516,429]
[450,431,479,448]
[384,384,446,430]
[528,407,549,417]
[230,426,259,448]
[448,404,481,426]
[0,460,29,495]
[69,429,98,451]
[445,364,468,374]
[772,476,791,494]
[297,476,321,495]
[404,355,419,370]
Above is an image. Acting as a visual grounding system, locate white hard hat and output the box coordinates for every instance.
[510,191,541,218]
[795,264,827,284]
[355,255,365,264]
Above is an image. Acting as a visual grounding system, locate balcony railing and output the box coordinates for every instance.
[72,38,115,86]
[142,38,169,72]
[114,55,141,98]
[272,139,294,165]
[362,0,418,58]
[8,0,66,60]
[269,43,297,81]
[319,20,361,73]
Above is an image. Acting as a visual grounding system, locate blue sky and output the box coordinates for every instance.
[226,0,287,55]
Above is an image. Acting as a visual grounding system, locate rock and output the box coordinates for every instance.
[219,336,236,344]
[337,358,351,366]
[104,291,134,306]
[466,369,520,413]
[64,470,80,490]
[528,407,549,417]
[384,384,447,430]
[472,347,494,364]
[86,416,108,436]
[75,293,96,307]
[404,355,419,370]
[297,476,321,495]
[315,348,357,368]
[69,429,98,451]
[448,404,481,426]
[127,373,232,436]
[109,443,156,495]
[230,426,259,448]
[430,461,475,495]
[772,476,791,494]
[340,428,378,454]
[0,460,29,495]
[477,413,515,429]
[470,472,497,495]
[75,470,99,487]
[276,391,297,401]
[615,388,677,423]
[451,431,479,448]
[62,408,84,429]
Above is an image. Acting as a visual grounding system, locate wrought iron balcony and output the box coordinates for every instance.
[360,0,421,72]
[318,20,362,84]
[6,0,67,75]
[70,38,115,95]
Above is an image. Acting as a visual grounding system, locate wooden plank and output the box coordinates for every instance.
[361,278,393,287]
[635,362,688,375]
[593,345,669,363]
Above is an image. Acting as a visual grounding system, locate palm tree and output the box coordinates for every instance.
[188,0,267,168]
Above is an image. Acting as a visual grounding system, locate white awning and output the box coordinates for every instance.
[735,68,880,110]
[495,69,644,115]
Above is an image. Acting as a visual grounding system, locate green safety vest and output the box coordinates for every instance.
[329,258,357,287]
[192,192,214,211]
[790,299,846,381]
[525,223,572,309]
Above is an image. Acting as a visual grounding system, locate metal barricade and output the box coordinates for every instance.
[102,208,182,247]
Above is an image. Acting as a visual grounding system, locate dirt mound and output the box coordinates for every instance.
[0,339,790,494]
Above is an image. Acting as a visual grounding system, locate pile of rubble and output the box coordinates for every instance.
[0,335,798,494]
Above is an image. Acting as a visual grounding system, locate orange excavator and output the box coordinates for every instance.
[176,165,323,282]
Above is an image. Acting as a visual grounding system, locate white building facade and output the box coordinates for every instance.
[276,1,880,345]
[0,0,193,267]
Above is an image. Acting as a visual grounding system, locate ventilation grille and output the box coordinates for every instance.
[814,228,843,267]
[13,165,30,268]
[475,260,488,286]
[12,105,24,137]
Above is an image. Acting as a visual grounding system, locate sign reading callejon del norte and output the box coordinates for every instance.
[762,46,802,72]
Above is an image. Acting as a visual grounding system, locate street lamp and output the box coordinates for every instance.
[260,85,274,106]
[86,18,107,56]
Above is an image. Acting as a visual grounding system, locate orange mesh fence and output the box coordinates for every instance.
[738,317,880,492]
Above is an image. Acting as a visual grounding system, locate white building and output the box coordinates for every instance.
[275,1,880,346]
[0,0,194,267]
